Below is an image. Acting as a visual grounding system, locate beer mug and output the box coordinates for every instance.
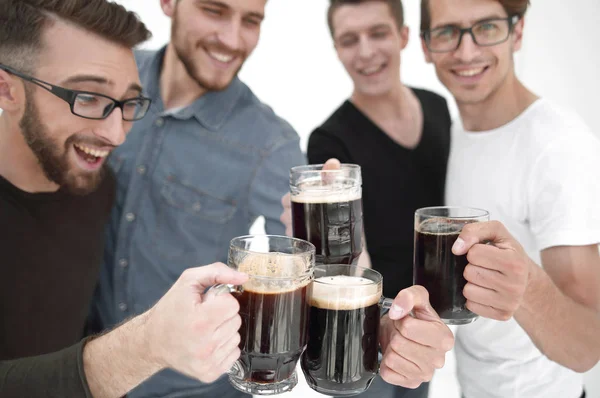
[208,235,315,395]
[413,206,489,325]
[290,163,363,265]
[300,264,393,397]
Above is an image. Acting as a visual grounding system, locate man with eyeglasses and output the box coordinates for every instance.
[89,0,305,396]
[419,0,600,397]
[0,1,250,396]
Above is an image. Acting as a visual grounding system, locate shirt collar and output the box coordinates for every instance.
[144,46,245,132]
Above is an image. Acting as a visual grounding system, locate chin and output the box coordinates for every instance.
[63,171,105,196]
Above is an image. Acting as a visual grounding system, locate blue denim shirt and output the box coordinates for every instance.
[92,48,306,397]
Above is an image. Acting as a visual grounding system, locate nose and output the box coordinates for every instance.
[454,32,481,63]
[96,108,127,147]
[217,19,242,52]
[357,35,375,60]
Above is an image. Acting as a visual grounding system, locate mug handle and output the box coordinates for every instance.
[204,284,244,377]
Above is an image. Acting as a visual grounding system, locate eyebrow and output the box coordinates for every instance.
[432,14,507,29]
[62,75,143,95]
[197,0,264,21]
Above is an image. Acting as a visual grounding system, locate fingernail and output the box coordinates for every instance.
[389,304,405,320]
[453,237,465,254]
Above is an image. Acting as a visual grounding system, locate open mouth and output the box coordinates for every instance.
[452,66,489,79]
[73,143,109,168]
[206,49,237,65]
[358,63,387,77]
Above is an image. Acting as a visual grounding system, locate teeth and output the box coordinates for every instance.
[456,68,485,77]
[360,65,384,76]
[208,51,234,63]
[74,144,109,158]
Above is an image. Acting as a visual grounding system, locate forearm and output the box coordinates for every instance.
[84,311,164,397]
[0,341,92,397]
[515,264,600,372]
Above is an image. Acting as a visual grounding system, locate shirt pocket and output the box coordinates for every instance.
[152,175,238,265]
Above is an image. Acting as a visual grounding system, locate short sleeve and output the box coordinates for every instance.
[528,132,600,250]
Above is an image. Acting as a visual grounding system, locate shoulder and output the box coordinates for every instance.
[233,80,300,150]
[520,99,597,152]
[315,101,356,139]
[133,49,157,73]
[410,87,450,113]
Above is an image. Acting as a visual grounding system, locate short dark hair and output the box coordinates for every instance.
[0,0,151,73]
[420,0,530,32]
[327,0,405,37]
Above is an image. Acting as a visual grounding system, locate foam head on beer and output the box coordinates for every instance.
[311,275,381,310]
[238,253,312,293]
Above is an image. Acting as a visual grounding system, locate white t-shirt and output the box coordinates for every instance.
[445,99,600,398]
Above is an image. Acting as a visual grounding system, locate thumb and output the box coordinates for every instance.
[389,285,440,322]
[452,220,514,255]
[186,263,249,292]
[323,158,341,170]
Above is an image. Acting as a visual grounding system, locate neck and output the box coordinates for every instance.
[0,113,59,193]
[351,80,406,121]
[160,43,208,110]
[458,72,538,131]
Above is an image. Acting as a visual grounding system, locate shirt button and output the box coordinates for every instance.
[125,213,136,222]
[155,118,164,127]
[192,202,202,212]
[118,303,127,311]
[119,259,129,268]
[137,165,147,175]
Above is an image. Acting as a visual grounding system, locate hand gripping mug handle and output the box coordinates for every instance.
[204,284,244,378]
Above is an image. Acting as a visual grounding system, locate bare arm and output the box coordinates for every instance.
[514,244,600,372]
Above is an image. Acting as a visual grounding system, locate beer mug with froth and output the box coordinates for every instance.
[301,264,394,397]
[208,235,315,395]
[290,164,363,265]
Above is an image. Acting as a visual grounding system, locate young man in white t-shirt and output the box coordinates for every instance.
[420,0,600,397]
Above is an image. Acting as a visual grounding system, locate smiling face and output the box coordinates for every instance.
[17,18,142,195]
[422,0,524,106]
[168,0,266,91]
[332,1,408,98]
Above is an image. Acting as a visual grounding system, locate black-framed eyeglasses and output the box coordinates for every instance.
[421,16,520,53]
[0,64,151,121]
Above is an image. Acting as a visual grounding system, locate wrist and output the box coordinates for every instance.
[136,309,167,372]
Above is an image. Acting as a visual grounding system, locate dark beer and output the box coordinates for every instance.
[292,194,363,265]
[413,219,476,323]
[237,283,310,383]
[301,276,380,396]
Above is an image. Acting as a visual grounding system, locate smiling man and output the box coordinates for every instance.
[0,1,251,397]
[90,0,305,397]
[420,0,600,397]
[305,1,452,397]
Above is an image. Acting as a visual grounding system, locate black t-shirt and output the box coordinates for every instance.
[0,170,115,395]
[308,88,451,298]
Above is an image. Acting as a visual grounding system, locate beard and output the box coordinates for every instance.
[19,89,105,196]
[171,7,245,92]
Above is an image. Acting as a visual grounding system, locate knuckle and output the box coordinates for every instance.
[434,355,446,369]
[413,284,429,300]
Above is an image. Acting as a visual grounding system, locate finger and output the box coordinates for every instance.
[379,364,425,390]
[463,263,505,289]
[281,192,291,209]
[218,345,242,375]
[388,332,442,375]
[185,263,249,292]
[200,293,240,329]
[462,282,510,310]
[466,300,512,321]
[465,244,512,273]
[323,158,341,170]
[396,316,454,351]
[213,313,242,343]
[389,285,440,322]
[213,330,242,365]
[452,220,515,255]
[380,348,429,388]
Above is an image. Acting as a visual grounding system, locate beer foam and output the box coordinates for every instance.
[292,190,361,204]
[310,275,381,310]
[418,218,464,235]
[238,253,312,294]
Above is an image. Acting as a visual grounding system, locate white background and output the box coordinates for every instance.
[118,1,600,397]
